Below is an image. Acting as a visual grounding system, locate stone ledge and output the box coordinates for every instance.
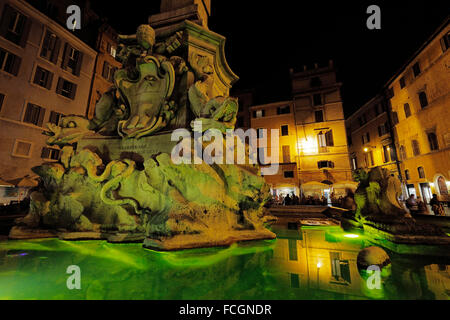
[143,229,277,251]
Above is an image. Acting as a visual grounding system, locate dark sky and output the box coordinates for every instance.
[91,0,449,117]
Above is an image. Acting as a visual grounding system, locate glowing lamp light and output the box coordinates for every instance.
[363,147,369,153]
[317,261,323,268]
[344,234,359,239]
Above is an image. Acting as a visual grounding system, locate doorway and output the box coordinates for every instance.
[420,183,432,203]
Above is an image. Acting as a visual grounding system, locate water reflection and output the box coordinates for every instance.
[0,223,449,300]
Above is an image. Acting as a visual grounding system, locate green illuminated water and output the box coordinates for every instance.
[0,224,449,300]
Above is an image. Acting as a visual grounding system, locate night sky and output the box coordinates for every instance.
[91,0,449,116]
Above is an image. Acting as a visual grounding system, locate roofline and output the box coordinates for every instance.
[383,16,449,89]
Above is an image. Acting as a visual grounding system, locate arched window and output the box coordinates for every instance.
[418,167,425,179]
[438,176,449,195]
[427,132,439,151]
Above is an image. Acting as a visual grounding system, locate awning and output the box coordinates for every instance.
[301,181,331,189]
[0,178,14,187]
[332,180,359,189]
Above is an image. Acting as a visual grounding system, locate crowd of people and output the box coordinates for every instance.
[405,194,447,216]
[271,189,356,210]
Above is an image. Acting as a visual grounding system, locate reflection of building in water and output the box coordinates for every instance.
[424,264,450,300]
[270,226,365,298]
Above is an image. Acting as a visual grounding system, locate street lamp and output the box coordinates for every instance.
[363,146,376,153]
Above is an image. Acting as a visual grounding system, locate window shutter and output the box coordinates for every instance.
[61,43,70,69]
[51,37,61,64]
[56,77,63,94]
[0,4,14,38]
[70,83,77,100]
[11,54,21,76]
[74,51,83,76]
[37,107,45,127]
[46,71,54,90]
[19,16,32,47]
[326,130,334,146]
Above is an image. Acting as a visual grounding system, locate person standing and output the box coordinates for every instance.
[430,194,445,216]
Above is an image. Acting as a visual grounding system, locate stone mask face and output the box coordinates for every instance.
[115,56,175,138]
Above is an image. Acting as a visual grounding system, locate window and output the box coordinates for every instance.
[441,32,450,52]
[253,109,265,118]
[12,139,32,158]
[318,161,334,169]
[412,140,421,156]
[403,103,411,118]
[400,77,406,89]
[378,124,388,137]
[281,125,289,136]
[290,274,300,289]
[399,145,407,160]
[347,133,352,146]
[405,170,410,180]
[427,132,439,151]
[310,77,321,87]
[277,105,290,115]
[23,103,45,127]
[418,167,426,179]
[325,130,334,146]
[0,5,31,47]
[288,239,298,261]
[56,78,77,100]
[392,112,399,125]
[49,111,63,125]
[0,93,4,112]
[419,92,428,109]
[102,61,116,82]
[62,44,83,76]
[315,110,324,123]
[107,43,116,57]
[412,62,421,77]
[330,252,351,284]
[313,94,322,106]
[40,30,60,63]
[41,147,60,161]
[282,145,290,163]
[362,132,370,144]
[33,66,53,89]
[0,47,21,75]
[351,157,358,170]
[383,145,390,163]
[284,171,294,178]
[318,131,333,148]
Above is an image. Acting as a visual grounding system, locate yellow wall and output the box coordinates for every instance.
[388,23,450,201]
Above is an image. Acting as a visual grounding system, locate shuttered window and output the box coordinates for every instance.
[61,43,83,76]
[23,103,45,127]
[0,4,31,47]
[0,47,21,75]
[40,30,61,64]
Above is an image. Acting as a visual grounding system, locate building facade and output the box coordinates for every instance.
[250,100,299,197]
[86,23,121,119]
[250,61,353,198]
[346,94,400,178]
[386,19,450,203]
[0,0,96,181]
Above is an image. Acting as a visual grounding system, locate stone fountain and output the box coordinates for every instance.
[9,21,275,250]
